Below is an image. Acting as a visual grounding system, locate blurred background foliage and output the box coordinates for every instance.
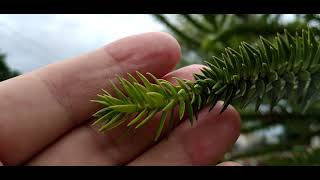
[153,14,320,165]
[0,51,19,82]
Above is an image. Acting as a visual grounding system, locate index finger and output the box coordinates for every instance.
[0,32,181,165]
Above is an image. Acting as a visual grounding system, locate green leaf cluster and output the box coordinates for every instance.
[91,72,196,141]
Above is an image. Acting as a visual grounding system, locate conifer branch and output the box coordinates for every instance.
[91,29,320,141]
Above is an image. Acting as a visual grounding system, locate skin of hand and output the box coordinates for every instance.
[0,32,241,166]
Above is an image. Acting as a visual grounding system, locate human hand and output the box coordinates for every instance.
[0,32,241,166]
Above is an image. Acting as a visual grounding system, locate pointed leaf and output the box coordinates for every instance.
[166,108,176,138]
[154,111,167,141]
[127,109,147,127]
[92,107,111,117]
[186,101,194,125]
[90,99,110,106]
[127,73,139,83]
[220,86,235,114]
[109,80,128,100]
[92,111,116,126]
[99,113,124,132]
[135,110,158,129]
[147,92,165,104]
[163,99,176,111]
[108,104,138,113]
[178,98,186,120]
[136,71,152,90]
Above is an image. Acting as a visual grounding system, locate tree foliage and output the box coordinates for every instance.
[0,52,19,82]
[154,14,320,67]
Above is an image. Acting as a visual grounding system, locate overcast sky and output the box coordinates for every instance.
[0,14,296,74]
[0,14,166,73]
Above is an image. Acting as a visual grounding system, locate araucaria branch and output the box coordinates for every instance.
[91,29,320,141]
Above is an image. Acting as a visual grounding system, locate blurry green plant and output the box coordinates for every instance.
[0,52,19,81]
[153,14,320,68]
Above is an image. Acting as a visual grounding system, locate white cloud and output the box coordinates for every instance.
[0,14,165,73]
